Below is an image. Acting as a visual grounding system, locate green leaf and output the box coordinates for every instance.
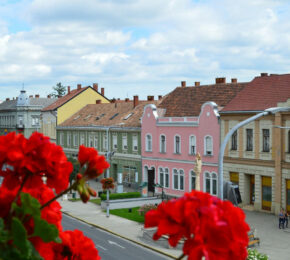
[20,193,41,219]
[11,217,31,258]
[33,217,59,243]
[0,218,9,243]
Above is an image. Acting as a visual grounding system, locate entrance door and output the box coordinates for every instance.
[148,169,155,193]
[250,175,255,205]
[262,176,272,211]
[286,179,290,214]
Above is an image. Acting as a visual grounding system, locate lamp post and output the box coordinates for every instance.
[218,107,290,200]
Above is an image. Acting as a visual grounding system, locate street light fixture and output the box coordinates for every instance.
[218,107,290,200]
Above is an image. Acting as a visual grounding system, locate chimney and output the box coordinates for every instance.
[77,84,81,90]
[261,72,268,77]
[111,98,116,103]
[47,95,51,98]
[181,81,186,87]
[133,95,139,108]
[147,96,154,101]
[101,87,105,96]
[158,95,162,100]
[35,94,39,98]
[67,86,71,94]
[96,100,101,104]
[6,98,10,101]
[93,83,98,92]
[195,82,200,86]
[29,95,33,98]
[231,78,237,83]
[125,98,130,102]
[215,77,226,84]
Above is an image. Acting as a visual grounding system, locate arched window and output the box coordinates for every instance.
[160,135,166,153]
[146,134,152,152]
[205,136,213,155]
[204,172,218,196]
[159,167,169,188]
[174,135,181,154]
[173,168,184,190]
[143,166,148,182]
[189,135,196,155]
[190,170,196,190]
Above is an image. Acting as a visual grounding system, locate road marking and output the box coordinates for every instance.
[108,240,125,249]
[95,244,107,251]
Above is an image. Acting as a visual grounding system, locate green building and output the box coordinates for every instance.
[56,96,160,187]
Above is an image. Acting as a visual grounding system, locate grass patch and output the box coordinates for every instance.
[109,207,144,223]
[90,198,101,205]
[69,198,81,202]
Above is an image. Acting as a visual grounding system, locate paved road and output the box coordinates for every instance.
[62,214,170,260]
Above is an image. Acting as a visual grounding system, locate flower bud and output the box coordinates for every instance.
[87,187,97,197]
[80,189,90,203]
[76,173,82,181]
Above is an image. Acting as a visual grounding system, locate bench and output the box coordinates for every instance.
[247,229,260,248]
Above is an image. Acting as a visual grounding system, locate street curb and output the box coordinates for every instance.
[62,211,178,259]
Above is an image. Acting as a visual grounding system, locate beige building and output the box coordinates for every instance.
[220,73,290,214]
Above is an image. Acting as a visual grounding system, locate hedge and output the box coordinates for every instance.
[100,192,141,201]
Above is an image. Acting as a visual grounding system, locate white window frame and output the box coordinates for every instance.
[113,134,118,150]
[73,133,78,147]
[67,132,71,147]
[159,167,164,187]
[174,135,181,154]
[164,168,169,188]
[80,134,85,145]
[189,135,196,155]
[160,134,166,153]
[204,171,217,196]
[145,134,152,152]
[122,134,128,150]
[103,133,107,150]
[190,170,196,191]
[204,135,213,156]
[89,134,94,147]
[59,132,64,146]
[132,134,138,151]
[94,135,98,149]
[172,168,184,190]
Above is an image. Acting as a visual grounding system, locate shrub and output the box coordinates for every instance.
[138,204,158,216]
[100,192,141,200]
[247,249,268,260]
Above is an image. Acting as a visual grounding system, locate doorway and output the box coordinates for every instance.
[250,175,255,205]
[148,168,155,193]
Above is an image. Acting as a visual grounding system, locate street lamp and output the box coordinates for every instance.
[218,107,290,200]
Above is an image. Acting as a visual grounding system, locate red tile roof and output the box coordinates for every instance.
[222,74,290,112]
[59,100,161,128]
[158,83,247,117]
[42,86,109,111]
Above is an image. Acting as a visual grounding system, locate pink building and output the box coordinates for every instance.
[141,79,246,198]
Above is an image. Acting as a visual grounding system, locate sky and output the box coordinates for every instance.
[1,0,290,101]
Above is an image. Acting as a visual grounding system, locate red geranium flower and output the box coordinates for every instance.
[100,177,115,190]
[145,191,250,260]
[0,132,73,193]
[78,145,110,179]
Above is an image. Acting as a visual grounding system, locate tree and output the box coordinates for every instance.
[51,82,66,97]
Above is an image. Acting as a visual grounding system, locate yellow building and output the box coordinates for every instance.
[220,73,290,214]
[41,83,110,142]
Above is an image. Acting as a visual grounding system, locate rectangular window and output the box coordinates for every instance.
[160,135,166,153]
[89,135,94,147]
[122,134,127,150]
[103,133,107,150]
[132,134,138,151]
[67,133,71,147]
[246,129,253,151]
[112,134,117,150]
[180,170,184,190]
[159,168,164,187]
[59,132,64,146]
[94,136,98,148]
[191,171,196,190]
[189,136,196,155]
[73,133,78,147]
[80,134,85,145]
[205,136,213,155]
[231,131,237,150]
[18,115,23,126]
[175,136,181,154]
[173,169,178,189]
[262,129,270,152]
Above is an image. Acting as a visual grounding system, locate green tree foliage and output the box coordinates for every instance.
[50,82,66,97]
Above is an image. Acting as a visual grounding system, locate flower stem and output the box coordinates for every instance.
[40,182,77,210]
[176,253,185,260]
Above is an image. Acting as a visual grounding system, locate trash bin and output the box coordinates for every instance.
[139,182,148,197]
[72,192,76,199]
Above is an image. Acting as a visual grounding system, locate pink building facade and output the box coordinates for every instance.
[141,102,221,198]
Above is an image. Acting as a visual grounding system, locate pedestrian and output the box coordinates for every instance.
[285,211,289,228]
[279,208,285,229]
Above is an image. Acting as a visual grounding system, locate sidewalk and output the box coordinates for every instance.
[59,198,182,259]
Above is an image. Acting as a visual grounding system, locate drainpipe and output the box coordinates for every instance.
[218,107,290,200]
[105,126,111,218]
